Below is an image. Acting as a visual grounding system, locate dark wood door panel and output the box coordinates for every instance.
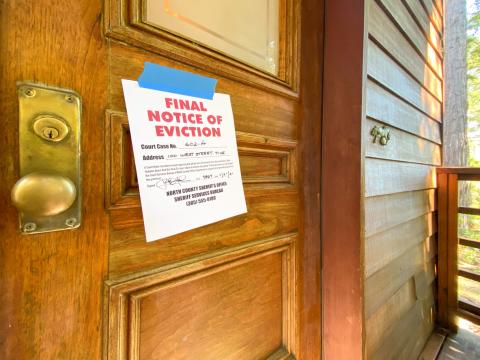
[109,196,298,279]
[105,25,301,282]
[105,112,297,211]
[0,1,109,358]
[1,0,322,358]
[105,234,297,359]
[104,2,303,357]
[108,42,298,140]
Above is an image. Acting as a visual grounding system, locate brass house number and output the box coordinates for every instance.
[370,125,390,146]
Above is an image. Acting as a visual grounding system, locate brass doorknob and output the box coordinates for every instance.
[11,173,77,217]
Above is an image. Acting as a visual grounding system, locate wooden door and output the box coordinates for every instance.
[0,1,322,359]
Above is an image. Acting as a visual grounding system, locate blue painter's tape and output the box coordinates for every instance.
[137,62,217,100]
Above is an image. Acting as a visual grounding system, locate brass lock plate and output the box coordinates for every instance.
[17,82,82,234]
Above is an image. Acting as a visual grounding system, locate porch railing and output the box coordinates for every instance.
[437,168,480,329]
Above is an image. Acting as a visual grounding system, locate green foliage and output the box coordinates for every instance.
[461,0,480,305]
[468,2,480,139]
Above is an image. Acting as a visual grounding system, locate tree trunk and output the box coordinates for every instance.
[445,0,470,221]
[444,0,468,167]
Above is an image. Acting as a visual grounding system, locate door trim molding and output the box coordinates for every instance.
[103,233,297,359]
[104,0,300,97]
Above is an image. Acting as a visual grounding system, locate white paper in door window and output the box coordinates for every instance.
[144,0,280,75]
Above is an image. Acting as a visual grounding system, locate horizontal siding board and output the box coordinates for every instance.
[377,0,443,63]
[371,302,422,359]
[369,0,442,97]
[403,321,436,360]
[398,292,436,360]
[414,260,436,299]
[404,0,443,56]
[372,292,435,360]
[365,158,436,197]
[368,40,442,121]
[366,80,442,144]
[365,189,436,237]
[365,239,436,318]
[421,0,443,34]
[365,214,436,277]
[365,119,441,165]
[432,0,443,15]
[366,278,417,355]
[364,0,442,357]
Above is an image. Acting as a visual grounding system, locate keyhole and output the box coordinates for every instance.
[42,127,59,140]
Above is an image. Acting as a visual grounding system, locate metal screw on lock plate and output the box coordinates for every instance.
[24,88,36,97]
[23,222,37,233]
[65,217,77,227]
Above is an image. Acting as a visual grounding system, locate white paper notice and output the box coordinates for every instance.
[122,80,247,241]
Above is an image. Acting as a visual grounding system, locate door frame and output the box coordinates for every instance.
[298,0,324,357]
[322,0,367,358]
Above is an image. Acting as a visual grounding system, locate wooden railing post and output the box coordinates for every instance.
[437,172,449,328]
[437,172,459,330]
[447,174,459,330]
[437,168,480,328]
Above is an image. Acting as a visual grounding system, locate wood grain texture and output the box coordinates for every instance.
[371,292,435,360]
[404,0,443,56]
[103,2,324,359]
[437,167,480,175]
[377,0,443,61]
[368,0,442,93]
[298,0,323,357]
[365,239,436,318]
[364,0,443,357]
[105,234,296,360]
[421,0,443,34]
[105,111,298,210]
[109,195,299,279]
[108,42,299,140]
[367,40,442,121]
[365,119,441,165]
[365,214,436,277]
[397,294,436,360]
[105,111,139,209]
[322,0,365,358]
[138,254,283,359]
[365,189,436,237]
[366,80,442,144]
[418,332,447,360]
[447,174,459,329]
[365,158,436,197]
[432,0,443,16]
[367,263,436,359]
[366,278,417,356]
[239,152,286,178]
[1,1,323,359]
[104,0,300,96]
[437,172,449,327]
[231,132,297,189]
[0,1,109,359]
